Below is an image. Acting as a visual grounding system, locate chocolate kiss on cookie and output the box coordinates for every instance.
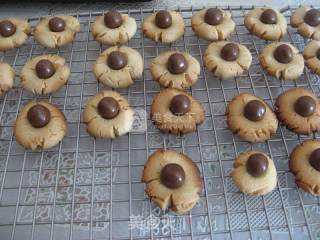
[97,97,120,119]
[304,9,320,27]
[204,8,223,25]
[36,59,55,79]
[167,53,188,74]
[244,100,266,121]
[246,153,269,177]
[260,9,278,24]
[27,104,51,128]
[160,163,185,189]
[0,20,16,37]
[107,51,127,70]
[49,17,66,32]
[155,10,172,29]
[274,44,293,64]
[169,94,190,115]
[221,43,240,61]
[309,148,320,171]
[104,10,123,29]
[294,96,316,117]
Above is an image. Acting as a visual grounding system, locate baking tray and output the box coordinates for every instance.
[0,5,320,240]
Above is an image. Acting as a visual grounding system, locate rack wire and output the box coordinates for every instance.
[0,5,320,240]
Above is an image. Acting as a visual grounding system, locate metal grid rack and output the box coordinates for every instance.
[0,5,320,240]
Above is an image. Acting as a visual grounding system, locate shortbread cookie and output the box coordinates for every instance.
[14,101,67,150]
[204,41,252,80]
[93,46,143,88]
[142,149,203,214]
[150,51,200,89]
[20,55,70,95]
[232,151,277,196]
[226,93,278,142]
[291,6,320,40]
[91,10,137,45]
[0,62,15,95]
[142,10,185,43]
[290,139,320,195]
[33,16,80,48]
[83,90,134,138]
[260,42,304,80]
[303,40,320,75]
[191,8,235,41]
[0,18,31,52]
[275,88,320,134]
[244,8,287,40]
[151,88,204,134]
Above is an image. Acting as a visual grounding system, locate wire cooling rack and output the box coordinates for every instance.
[0,5,320,240]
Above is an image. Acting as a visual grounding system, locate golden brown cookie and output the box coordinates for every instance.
[226,93,278,142]
[142,149,203,214]
[142,10,185,43]
[91,10,137,45]
[232,151,277,196]
[93,46,143,88]
[20,55,70,95]
[290,6,320,40]
[0,18,31,51]
[33,16,80,48]
[244,8,287,41]
[204,41,252,80]
[275,88,320,134]
[83,90,134,138]
[303,40,320,75]
[290,139,320,195]
[259,42,304,80]
[0,62,15,96]
[191,8,235,41]
[14,101,67,150]
[150,51,200,89]
[150,88,205,135]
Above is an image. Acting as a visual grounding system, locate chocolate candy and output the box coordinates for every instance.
[97,97,120,119]
[246,153,269,177]
[27,104,51,128]
[260,9,278,24]
[167,53,188,74]
[35,59,55,79]
[155,10,172,29]
[304,8,320,27]
[104,10,123,29]
[0,20,16,37]
[107,51,127,70]
[160,163,185,189]
[274,44,293,64]
[220,43,240,61]
[48,17,66,32]
[244,100,266,121]
[309,148,320,171]
[294,96,316,117]
[204,8,223,25]
[317,48,320,60]
[169,94,190,115]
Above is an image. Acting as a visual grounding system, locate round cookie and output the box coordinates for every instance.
[83,90,134,138]
[303,40,320,75]
[290,139,320,195]
[14,101,67,150]
[91,10,137,45]
[150,88,205,135]
[191,8,235,41]
[20,55,70,95]
[226,93,278,142]
[260,42,304,80]
[290,6,320,40]
[0,18,31,52]
[0,62,15,95]
[142,10,185,43]
[244,8,287,40]
[142,149,203,214]
[93,46,143,88]
[204,41,252,80]
[150,51,200,89]
[232,151,277,196]
[275,88,320,134]
[33,16,80,48]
